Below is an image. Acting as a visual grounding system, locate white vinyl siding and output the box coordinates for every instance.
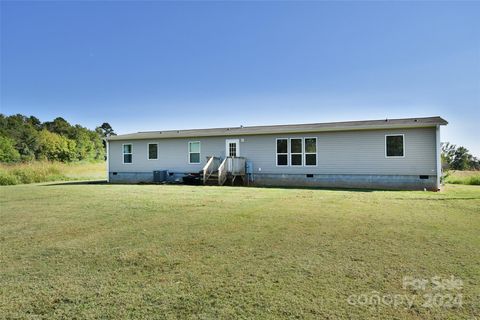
[108,128,436,176]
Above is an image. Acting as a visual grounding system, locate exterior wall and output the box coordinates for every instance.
[108,127,438,189]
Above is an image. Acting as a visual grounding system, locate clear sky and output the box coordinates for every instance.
[1,1,479,155]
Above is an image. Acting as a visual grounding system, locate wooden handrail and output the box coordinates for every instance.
[203,156,221,184]
[218,158,228,186]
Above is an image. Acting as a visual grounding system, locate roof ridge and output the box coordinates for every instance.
[107,116,447,141]
[135,116,446,134]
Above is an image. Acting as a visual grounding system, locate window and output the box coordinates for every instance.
[275,137,318,167]
[386,134,404,157]
[228,142,237,157]
[123,144,132,164]
[148,143,158,160]
[304,138,317,166]
[188,141,201,164]
[291,138,303,166]
[276,139,288,166]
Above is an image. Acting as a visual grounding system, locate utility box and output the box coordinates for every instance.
[246,161,254,175]
[153,170,167,183]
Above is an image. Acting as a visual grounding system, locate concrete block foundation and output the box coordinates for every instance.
[109,171,438,190]
[251,173,438,191]
[109,171,187,184]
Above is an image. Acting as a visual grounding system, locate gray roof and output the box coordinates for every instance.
[107,116,448,141]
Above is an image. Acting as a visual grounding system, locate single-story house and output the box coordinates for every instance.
[106,116,448,190]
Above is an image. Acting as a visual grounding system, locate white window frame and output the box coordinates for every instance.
[122,143,133,164]
[304,137,318,167]
[147,143,158,160]
[276,138,289,167]
[290,138,303,167]
[385,134,405,158]
[188,141,201,164]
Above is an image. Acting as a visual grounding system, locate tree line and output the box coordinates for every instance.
[1,114,478,170]
[0,114,115,163]
[442,142,480,171]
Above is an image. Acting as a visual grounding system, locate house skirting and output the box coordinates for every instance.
[109,171,438,190]
[109,171,185,184]
[251,173,437,190]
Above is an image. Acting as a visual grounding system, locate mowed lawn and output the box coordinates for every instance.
[1,183,479,319]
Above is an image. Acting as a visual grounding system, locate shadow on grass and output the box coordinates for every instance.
[392,197,479,201]
[243,185,378,192]
[41,180,453,194]
[43,180,108,186]
[42,180,383,192]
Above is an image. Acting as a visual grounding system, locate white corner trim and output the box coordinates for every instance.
[106,139,109,182]
[436,125,441,190]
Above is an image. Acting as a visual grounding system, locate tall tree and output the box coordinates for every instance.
[442,142,479,171]
[27,116,42,130]
[451,147,472,170]
[37,129,77,162]
[0,136,21,163]
[0,113,112,163]
[44,117,72,137]
[0,114,40,160]
[441,142,456,170]
[95,122,116,137]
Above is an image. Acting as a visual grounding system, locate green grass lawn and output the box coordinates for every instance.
[1,183,479,319]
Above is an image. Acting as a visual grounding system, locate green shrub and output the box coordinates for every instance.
[446,172,480,185]
[10,165,66,184]
[454,176,480,185]
[0,170,20,185]
[0,136,21,163]
[470,176,480,185]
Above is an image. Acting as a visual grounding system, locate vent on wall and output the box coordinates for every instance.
[306,174,314,178]
[419,175,429,179]
[113,172,118,175]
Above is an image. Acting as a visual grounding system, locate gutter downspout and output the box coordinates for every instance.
[436,125,441,191]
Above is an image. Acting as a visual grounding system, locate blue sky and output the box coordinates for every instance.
[1,1,479,155]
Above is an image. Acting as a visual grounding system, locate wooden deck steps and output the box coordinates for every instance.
[204,171,219,185]
[203,156,246,186]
